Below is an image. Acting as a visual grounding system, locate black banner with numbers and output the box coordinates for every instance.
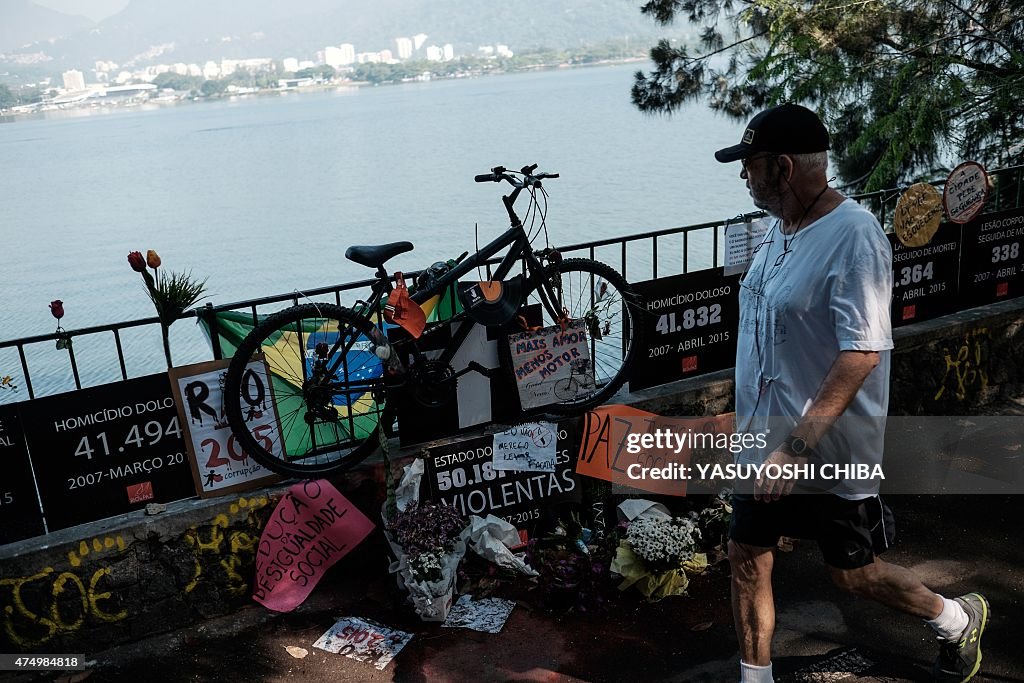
[19,374,196,531]
[630,269,741,391]
[888,222,963,327]
[0,404,46,545]
[422,425,580,527]
[958,206,1024,308]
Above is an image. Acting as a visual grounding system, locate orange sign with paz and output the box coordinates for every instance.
[576,406,736,497]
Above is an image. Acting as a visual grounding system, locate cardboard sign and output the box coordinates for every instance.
[18,374,196,532]
[253,480,375,612]
[423,426,579,528]
[958,206,1024,308]
[169,359,280,498]
[576,405,735,496]
[943,161,989,224]
[508,320,593,410]
[313,616,413,669]
[894,182,943,247]
[888,222,963,326]
[492,422,557,472]
[0,404,46,544]
[630,269,741,390]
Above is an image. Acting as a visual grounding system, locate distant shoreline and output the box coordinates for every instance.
[0,57,649,125]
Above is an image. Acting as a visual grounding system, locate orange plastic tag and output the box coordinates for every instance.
[383,272,426,338]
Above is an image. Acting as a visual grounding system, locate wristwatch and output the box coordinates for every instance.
[782,435,814,458]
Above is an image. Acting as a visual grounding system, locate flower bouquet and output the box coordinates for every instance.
[383,502,470,622]
[610,514,706,602]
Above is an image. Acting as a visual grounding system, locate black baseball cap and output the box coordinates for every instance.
[714,103,830,163]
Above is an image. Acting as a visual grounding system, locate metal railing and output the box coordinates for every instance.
[3,165,1022,401]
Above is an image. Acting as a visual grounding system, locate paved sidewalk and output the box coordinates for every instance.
[6,494,1021,683]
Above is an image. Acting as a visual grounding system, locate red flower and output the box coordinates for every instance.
[128,251,146,272]
[49,300,64,320]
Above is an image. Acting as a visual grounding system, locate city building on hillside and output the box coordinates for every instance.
[413,33,428,50]
[425,45,443,62]
[395,37,412,60]
[282,57,299,72]
[62,69,85,91]
[442,44,454,61]
[202,61,220,79]
[325,46,345,67]
[339,44,355,65]
[497,45,513,58]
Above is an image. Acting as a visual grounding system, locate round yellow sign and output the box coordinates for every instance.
[894,183,943,247]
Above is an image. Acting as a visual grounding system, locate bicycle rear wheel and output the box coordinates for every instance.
[223,303,389,477]
[505,257,640,414]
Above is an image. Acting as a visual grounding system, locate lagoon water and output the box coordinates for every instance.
[0,63,754,397]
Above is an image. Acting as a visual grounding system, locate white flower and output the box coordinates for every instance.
[626,515,700,569]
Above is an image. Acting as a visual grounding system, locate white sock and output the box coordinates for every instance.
[740,660,774,683]
[926,595,969,640]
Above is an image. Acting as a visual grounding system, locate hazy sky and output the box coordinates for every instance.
[33,0,130,23]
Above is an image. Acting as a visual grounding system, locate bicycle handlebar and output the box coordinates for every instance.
[474,164,559,188]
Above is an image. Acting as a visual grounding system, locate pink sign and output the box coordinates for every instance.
[253,480,375,612]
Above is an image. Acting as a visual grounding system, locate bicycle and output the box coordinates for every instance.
[223,164,641,477]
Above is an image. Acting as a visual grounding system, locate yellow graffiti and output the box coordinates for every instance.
[183,496,269,596]
[89,568,127,622]
[0,565,124,649]
[68,535,124,568]
[1,497,269,648]
[934,328,990,401]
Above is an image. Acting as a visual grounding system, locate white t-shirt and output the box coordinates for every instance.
[735,199,893,498]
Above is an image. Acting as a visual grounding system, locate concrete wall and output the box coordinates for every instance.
[2,297,1021,654]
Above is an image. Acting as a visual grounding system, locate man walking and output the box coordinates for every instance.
[717,103,988,683]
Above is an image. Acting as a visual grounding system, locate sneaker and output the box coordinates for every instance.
[933,593,990,682]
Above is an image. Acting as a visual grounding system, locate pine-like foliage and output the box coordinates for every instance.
[632,0,1024,190]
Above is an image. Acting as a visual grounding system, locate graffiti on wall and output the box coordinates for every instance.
[1,495,271,649]
[933,328,990,401]
[0,535,129,648]
[182,495,268,597]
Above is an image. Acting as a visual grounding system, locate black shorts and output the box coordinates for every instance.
[729,493,896,569]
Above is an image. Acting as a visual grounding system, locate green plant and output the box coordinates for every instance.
[128,249,207,367]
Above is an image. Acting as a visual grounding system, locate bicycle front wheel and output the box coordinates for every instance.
[508,257,640,414]
[223,303,389,478]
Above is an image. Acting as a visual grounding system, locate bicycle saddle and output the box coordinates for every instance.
[345,241,414,268]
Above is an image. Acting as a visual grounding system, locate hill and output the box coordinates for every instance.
[3,0,667,72]
[0,0,92,53]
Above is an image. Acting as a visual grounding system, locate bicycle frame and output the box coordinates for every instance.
[318,171,574,392]
[327,221,561,386]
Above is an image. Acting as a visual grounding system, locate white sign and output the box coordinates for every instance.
[492,422,557,472]
[943,161,989,224]
[724,218,771,275]
[170,360,280,496]
[312,616,413,670]
[508,320,594,410]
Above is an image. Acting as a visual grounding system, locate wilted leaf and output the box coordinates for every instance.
[285,646,308,659]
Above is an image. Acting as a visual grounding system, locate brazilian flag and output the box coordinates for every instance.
[198,287,462,460]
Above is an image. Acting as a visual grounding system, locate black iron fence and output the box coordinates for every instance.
[3,165,1022,400]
